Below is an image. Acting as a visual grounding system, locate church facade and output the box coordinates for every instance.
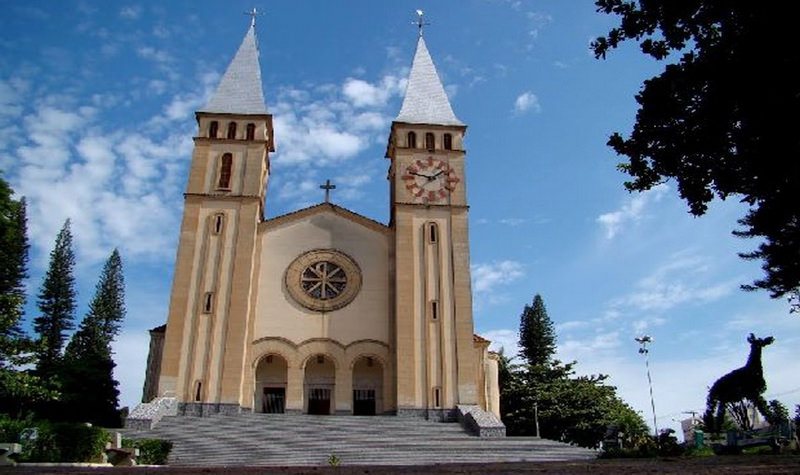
[143,21,501,422]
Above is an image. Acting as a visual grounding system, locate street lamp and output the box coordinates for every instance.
[635,335,658,437]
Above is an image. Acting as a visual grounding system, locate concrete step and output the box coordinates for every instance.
[123,413,596,466]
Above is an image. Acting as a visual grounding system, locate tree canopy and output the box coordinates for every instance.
[592,1,800,304]
[518,294,556,367]
[500,293,647,448]
[34,220,77,380]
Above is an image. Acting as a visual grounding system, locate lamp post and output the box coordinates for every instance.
[635,335,658,437]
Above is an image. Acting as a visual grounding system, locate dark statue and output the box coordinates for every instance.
[703,333,774,432]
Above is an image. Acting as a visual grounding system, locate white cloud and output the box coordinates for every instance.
[342,76,405,108]
[597,183,669,239]
[119,6,142,20]
[513,91,541,114]
[499,218,526,226]
[484,329,519,359]
[136,46,172,64]
[610,252,737,312]
[471,260,525,293]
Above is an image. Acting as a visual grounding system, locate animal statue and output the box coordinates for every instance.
[703,333,774,432]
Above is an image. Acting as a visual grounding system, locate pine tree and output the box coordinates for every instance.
[0,180,51,415]
[33,219,77,379]
[517,294,556,367]
[86,248,126,345]
[60,249,126,427]
[1,186,30,366]
[61,315,121,427]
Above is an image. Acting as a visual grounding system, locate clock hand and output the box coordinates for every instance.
[432,170,445,179]
[410,171,436,180]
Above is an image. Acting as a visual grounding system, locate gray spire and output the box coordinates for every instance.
[200,24,267,115]
[395,36,462,126]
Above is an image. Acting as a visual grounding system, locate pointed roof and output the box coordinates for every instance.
[395,36,463,126]
[200,24,268,115]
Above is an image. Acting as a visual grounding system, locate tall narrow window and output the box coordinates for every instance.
[209,121,218,138]
[407,131,417,148]
[218,153,232,189]
[246,123,256,140]
[203,292,214,313]
[431,300,439,321]
[426,222,438,244]
[227,121,237,139]
[443,133,452,150]
[433,387,441,408]
[194,381,202,402]
[425,132,435,151]
[212,214,224,235]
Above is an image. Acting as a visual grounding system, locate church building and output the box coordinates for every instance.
[142,18,501,424]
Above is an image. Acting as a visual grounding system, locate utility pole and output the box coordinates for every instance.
[635,335,658,437]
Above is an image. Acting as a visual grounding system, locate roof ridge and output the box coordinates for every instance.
[200,24,268,115]
[395,36,463,126]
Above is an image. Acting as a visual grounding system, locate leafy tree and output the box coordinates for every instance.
[33,220,77,380]
[60,250,126,427]
[500,292,648,448]
[766,399,789,426]
[592,1,800,302]
[518,294,556,367]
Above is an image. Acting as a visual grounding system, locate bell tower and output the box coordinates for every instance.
[158,21,274,414]
[387,31,477,419]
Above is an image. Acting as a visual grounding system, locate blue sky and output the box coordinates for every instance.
[2,1,798,437]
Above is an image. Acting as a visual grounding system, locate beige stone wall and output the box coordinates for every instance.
[254,210,392,346]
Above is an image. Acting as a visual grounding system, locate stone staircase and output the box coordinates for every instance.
[123,413,596,466]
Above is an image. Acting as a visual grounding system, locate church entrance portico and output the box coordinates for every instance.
[352,356,383,415]
[304,354,335,415]
[255,354,288,414]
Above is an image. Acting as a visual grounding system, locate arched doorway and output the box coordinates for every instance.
[255,354,287,413]
[304,354,335,415]
[352,356,383,415]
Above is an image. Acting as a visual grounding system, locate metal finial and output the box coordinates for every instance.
[245,7,263,28]
[413,9,430,37]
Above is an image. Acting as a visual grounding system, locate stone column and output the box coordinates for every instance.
[335,367,353,414]
[286,366,304,414]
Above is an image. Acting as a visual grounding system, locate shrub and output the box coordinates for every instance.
[0,415,32,442]
[123,438,172,465]
[16,421,108,463]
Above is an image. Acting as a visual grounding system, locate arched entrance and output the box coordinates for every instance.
[352,356,383,415]
[255,354,288,413]
[304,354,335,415]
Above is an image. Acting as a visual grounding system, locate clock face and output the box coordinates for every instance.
[401,156,460,202]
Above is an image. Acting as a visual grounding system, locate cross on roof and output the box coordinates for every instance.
[244,7,263,28]
[320,179,336,203]
[413,9,430,37]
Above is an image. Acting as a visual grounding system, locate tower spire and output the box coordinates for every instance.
[200,20,267,115]
[395,32,462,126]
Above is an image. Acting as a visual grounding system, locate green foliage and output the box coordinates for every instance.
[794,405,800,441]
[327,454,340,466]
[0,414,33,442]
[767,399,789,425]
[12,420,109,463]
[0,177,53,417]
[58,250,126,427]
[34,220,77,380]
[592,1,800,302]
[684,445,716,457]
[599,429,684,458]
[518,294,555,367]
[500,293,648,449]
[130,438,173,465]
